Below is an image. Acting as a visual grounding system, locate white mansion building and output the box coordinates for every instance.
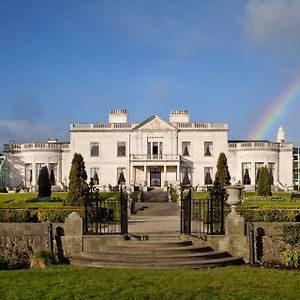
[2,109,294,192]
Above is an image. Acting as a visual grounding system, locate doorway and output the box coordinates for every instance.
[150,167,161,187]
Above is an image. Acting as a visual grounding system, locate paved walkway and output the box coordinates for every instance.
[128,215,180,234]
[128,201,181,234]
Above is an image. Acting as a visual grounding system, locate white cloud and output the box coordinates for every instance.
[0,120,67,151]
[245,0,300,47]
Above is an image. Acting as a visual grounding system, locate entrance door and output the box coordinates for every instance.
[150,168,161,187]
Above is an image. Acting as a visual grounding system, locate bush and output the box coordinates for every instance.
[25,197,63,203]
[38,166,52,198]
[0,187,8,193]
[0,208,83,223]
[281,249,300,268]
[65,153,88,206]
[235,208,300,222]
[31,250,56,268]
[243,196,285,202]
[0,255,9,270]
[281,224,300,246]
[38,208,83,222]
[257,166,272,196]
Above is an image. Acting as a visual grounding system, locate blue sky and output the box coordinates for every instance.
[1,0,300,148]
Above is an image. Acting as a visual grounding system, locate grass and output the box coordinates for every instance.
[0,192,67,208]
[0,191,299,209]
[0,265,299,299]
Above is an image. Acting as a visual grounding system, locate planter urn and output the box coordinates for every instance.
[226,184,244,217]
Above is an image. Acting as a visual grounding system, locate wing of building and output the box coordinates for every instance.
[1,109,295,192]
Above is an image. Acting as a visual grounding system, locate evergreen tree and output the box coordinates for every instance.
[257,166,272,196]
[64,153,88,206]
[214,152,231,187]
[49,169,55,186]
[38,166,51,197]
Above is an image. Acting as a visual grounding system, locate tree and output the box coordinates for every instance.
[38,166,51,197]
[64,153,88,206]
[257,166,272,196]
[49,169,55,186]
[214,152,231,188]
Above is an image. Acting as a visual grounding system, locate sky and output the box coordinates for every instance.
[1,0,300,149]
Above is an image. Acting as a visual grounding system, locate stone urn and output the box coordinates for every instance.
[226,184,244,217]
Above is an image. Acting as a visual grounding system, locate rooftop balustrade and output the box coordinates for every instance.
[4,142,70,152]
[228,142,293,151]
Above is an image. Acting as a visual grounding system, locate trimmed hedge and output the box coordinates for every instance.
[236,208,300,223]
[25,197,63,203]
[0,207,83,223]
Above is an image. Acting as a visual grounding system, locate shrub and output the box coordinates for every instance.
[38,208,83,222]
[235,208,300,223]
[64,153,88,206]
[31,250,56,268]
[0,255,10,270]
[281,224,300,246]
[25,197,63,203]
[257,166,272,196]
[38,166,52,197]
[0,187,8,193]
[281,249,300,268]
[214,153,231,188]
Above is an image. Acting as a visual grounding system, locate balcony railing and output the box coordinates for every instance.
[130,154,181,161]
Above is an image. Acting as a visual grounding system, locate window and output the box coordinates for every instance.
[25,163,32,186]
[204,142,213,156]
[204,167,213,185]
[90,167,100,185]
[182,167,191,185]
[49,163,58,186]
[90,142,99,157]
[117,142,126,157]
[255,162,264,185]
[147,141,163,158]
[117,167,126,184]
[242,162,251,185]
[182,142,191,156]
[268,163,275,185]
[36,163,45,182]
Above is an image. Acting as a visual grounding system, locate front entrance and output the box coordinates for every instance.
[150,167,161,187]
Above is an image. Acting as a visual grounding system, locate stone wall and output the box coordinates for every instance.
[0,212,83,266]
[207,220,300,264]
[0,223,57,265]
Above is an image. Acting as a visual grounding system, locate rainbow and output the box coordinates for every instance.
[250,77,300,140]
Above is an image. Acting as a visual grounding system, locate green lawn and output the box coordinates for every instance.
[0,192,67,208]
[0,265,299,299]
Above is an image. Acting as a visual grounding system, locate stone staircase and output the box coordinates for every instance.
[142,189,169,202]
[70,235,244,269]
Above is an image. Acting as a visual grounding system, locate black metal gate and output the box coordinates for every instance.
[181,187,225,235]
[83,180,128,235]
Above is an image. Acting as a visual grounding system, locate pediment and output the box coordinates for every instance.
[133,115,177,131]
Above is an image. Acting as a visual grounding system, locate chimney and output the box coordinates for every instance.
[169,110,189,123]
[277,126,285,143]
[109,109,128,123]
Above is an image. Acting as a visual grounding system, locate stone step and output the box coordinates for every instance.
[83,244,214,255]
[113,239,193,247]
[79,250,230,263]
[70,256,244,269]
[142,191,169,202]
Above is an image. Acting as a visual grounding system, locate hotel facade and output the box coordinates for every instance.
[1,110,294,192]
